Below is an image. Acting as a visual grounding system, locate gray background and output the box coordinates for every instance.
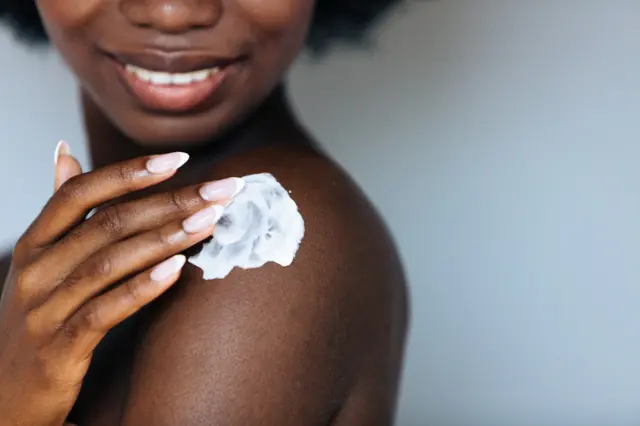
[2,2,640,425]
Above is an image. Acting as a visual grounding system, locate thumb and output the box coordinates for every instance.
[54,140,83,191]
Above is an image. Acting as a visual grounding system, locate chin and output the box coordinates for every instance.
[112,108,234,148]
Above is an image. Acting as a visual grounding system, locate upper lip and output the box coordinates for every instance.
[105,48,241,73]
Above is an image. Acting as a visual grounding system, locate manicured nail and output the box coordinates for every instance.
[182,205,225,233]
[146,152,189,174]
[199,177,245,201]
[150,255,187,282]
[54,140,71,165]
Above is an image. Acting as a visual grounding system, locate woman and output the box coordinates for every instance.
[0,1,408,425]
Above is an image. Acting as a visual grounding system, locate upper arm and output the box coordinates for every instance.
[120,259,349,426]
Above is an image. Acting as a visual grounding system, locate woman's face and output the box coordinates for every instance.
[36,0,315,146]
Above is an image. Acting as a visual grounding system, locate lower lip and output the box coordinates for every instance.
[115,63,227,112]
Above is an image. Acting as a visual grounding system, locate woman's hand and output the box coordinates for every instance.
[0,144,243,426]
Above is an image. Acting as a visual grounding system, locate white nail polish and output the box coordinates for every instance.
[199,177,245,201]
[54,140,71,165]
[146,152,190,174]
[182,205,225,233]
[150,255,187,282]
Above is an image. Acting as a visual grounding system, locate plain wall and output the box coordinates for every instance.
[3,2,640,425]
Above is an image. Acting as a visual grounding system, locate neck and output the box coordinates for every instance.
[83,85,309,170]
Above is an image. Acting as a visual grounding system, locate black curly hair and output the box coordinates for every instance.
[0,0,403,53]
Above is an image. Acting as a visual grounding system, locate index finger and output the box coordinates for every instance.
[21,152,190,251]
[54,141,83,191]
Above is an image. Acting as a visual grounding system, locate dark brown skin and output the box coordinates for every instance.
[0,0,408,425]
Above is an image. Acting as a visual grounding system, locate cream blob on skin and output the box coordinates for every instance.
[188,173,305,280]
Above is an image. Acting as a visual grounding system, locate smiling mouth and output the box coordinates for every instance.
[105,49,243,113]
[115,62,228,113]
[123,63,222,86]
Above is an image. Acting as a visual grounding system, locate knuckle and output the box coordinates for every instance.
[56,175,86,202]
[59,321,82,346]
[115,164,135,184]
[63,308,101,342]
[11,284,32,307]
[167,191,191,212]
[84,257,114,279]
[79,308,102,331]
[15,264,40,292]
[155,227,178,247]
[58,256,111,294]
[122,279,143,305]
[58,269,83,293]
[60,270,83,288]
[93,204,127,235]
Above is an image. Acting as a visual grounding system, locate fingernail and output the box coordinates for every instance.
[199,177,245,201]
[150,255,187,282]
[146,152,189,174]
[54,140,71,165]
[182,205,225,233]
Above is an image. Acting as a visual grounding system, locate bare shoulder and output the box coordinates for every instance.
[120,146,408,425]
[197,144,408,325]
[212,145,409,357]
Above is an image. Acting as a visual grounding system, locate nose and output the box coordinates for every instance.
[120,0,221,33]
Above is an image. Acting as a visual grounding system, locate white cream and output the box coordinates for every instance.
[188,173,305,280]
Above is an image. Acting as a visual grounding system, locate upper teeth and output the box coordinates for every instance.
[125,64,218,85]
